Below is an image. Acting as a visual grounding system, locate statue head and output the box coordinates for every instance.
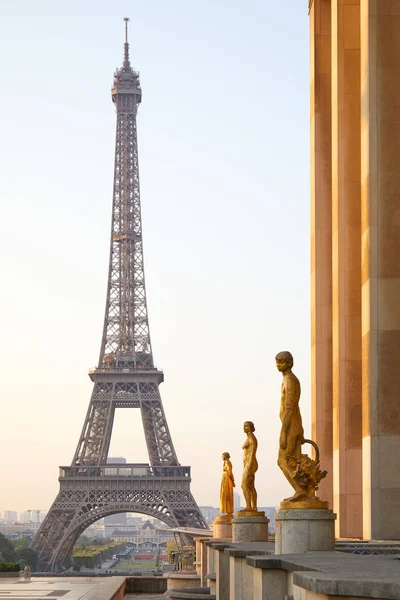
[243,421,255,433]
[222,452,230,460]
[275,350,294,372]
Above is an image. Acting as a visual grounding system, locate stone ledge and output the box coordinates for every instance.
[125,575,167,593]
[204,538,231,547]
[224,541,274,558]
[205,573,216,581]
[294,570,400,600]
[165,587,215,600]
[246,551,400,599]
[208,541,232,550]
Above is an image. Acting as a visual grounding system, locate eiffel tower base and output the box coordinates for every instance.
[32,464,206,572]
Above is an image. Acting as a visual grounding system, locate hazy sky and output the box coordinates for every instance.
[0,1,310,515]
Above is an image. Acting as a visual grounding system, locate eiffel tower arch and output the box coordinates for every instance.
[32,19,207,572]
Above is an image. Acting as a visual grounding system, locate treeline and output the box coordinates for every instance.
[0,533,126,572]
[0,534,38,570]
[71,539,126,570]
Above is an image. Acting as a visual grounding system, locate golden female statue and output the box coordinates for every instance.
[241,421,258,512]
[220,452,235,516]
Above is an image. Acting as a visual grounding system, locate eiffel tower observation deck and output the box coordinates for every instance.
[32,18,207,572]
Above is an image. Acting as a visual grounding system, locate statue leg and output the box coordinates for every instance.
[242,472,253,509]
[278,436,307,501]
[250,475,257,510]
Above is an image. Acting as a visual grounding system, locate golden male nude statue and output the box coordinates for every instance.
[276,351,327,507]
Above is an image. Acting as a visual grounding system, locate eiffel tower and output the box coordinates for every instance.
[32,19,207,572]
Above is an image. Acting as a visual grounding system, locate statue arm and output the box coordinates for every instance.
[228,460,235,486]
[247,436,258,464]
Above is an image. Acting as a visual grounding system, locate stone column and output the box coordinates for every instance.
[193,537,203,576]
[213,543,232,600]
[310,0,334,509]
[252,568,287,600]
[360,0,400,540]
[331,0,363,538]
[200,538,210,588]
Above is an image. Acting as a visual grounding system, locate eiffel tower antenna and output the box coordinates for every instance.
[32,20,206,572]
[123,17,130,68]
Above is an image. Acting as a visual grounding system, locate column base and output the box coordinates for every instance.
[232,514,269,543]
[275,508,336,553]
[213,515,232,538]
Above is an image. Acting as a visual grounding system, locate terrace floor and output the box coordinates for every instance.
[0,576,125,600]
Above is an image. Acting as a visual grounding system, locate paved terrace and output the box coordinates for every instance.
[0,577,125,600]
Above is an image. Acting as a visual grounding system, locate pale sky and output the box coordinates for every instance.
[0,1,310,515]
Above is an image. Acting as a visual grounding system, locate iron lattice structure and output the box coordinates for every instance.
[32,20,206,572]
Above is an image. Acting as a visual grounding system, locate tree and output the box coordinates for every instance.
[16,548,38,571]
[0,534,16,562]
[75,535,91,549]
[12,538,29,553]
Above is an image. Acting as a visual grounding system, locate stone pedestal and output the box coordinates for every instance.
[275,508,336,554]
[232,512,269,543]
[213,515,232,539]
[166,572,200,590]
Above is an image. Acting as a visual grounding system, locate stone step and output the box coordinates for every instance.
[165,587,215,600]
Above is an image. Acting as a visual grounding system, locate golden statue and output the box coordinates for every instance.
[220,452,235,516]
[276,351,328,509]
[236,421,264,516]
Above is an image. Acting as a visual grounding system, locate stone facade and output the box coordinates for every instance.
[310,0,400,540]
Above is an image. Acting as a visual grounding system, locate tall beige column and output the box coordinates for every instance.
[361,0,400,540]
[331,0,362,538]
[310,0,333,509]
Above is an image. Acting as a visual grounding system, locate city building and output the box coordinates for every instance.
[0,521,41,539]
[110,520,174,551]
[3,511,17,522]
[199,506,220,525]
[233,492,241,512]
[258,507,277,532]
[104,459,128,531]
[19,510,44,524]
[310,0,400,539]
[83,522,105,538]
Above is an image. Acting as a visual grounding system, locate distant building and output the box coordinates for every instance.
[258,507,278,532]
[104,458,128,532]
[199,506,220,525]
[3,511,17,522]
[104,513,127,527]
[110,520,174,550]
[84,522,105,538]
[0,521,41,539]
[107,457,127,464]
[234,493,241,512]
[127,515,148,527]
[19,510,44,524]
